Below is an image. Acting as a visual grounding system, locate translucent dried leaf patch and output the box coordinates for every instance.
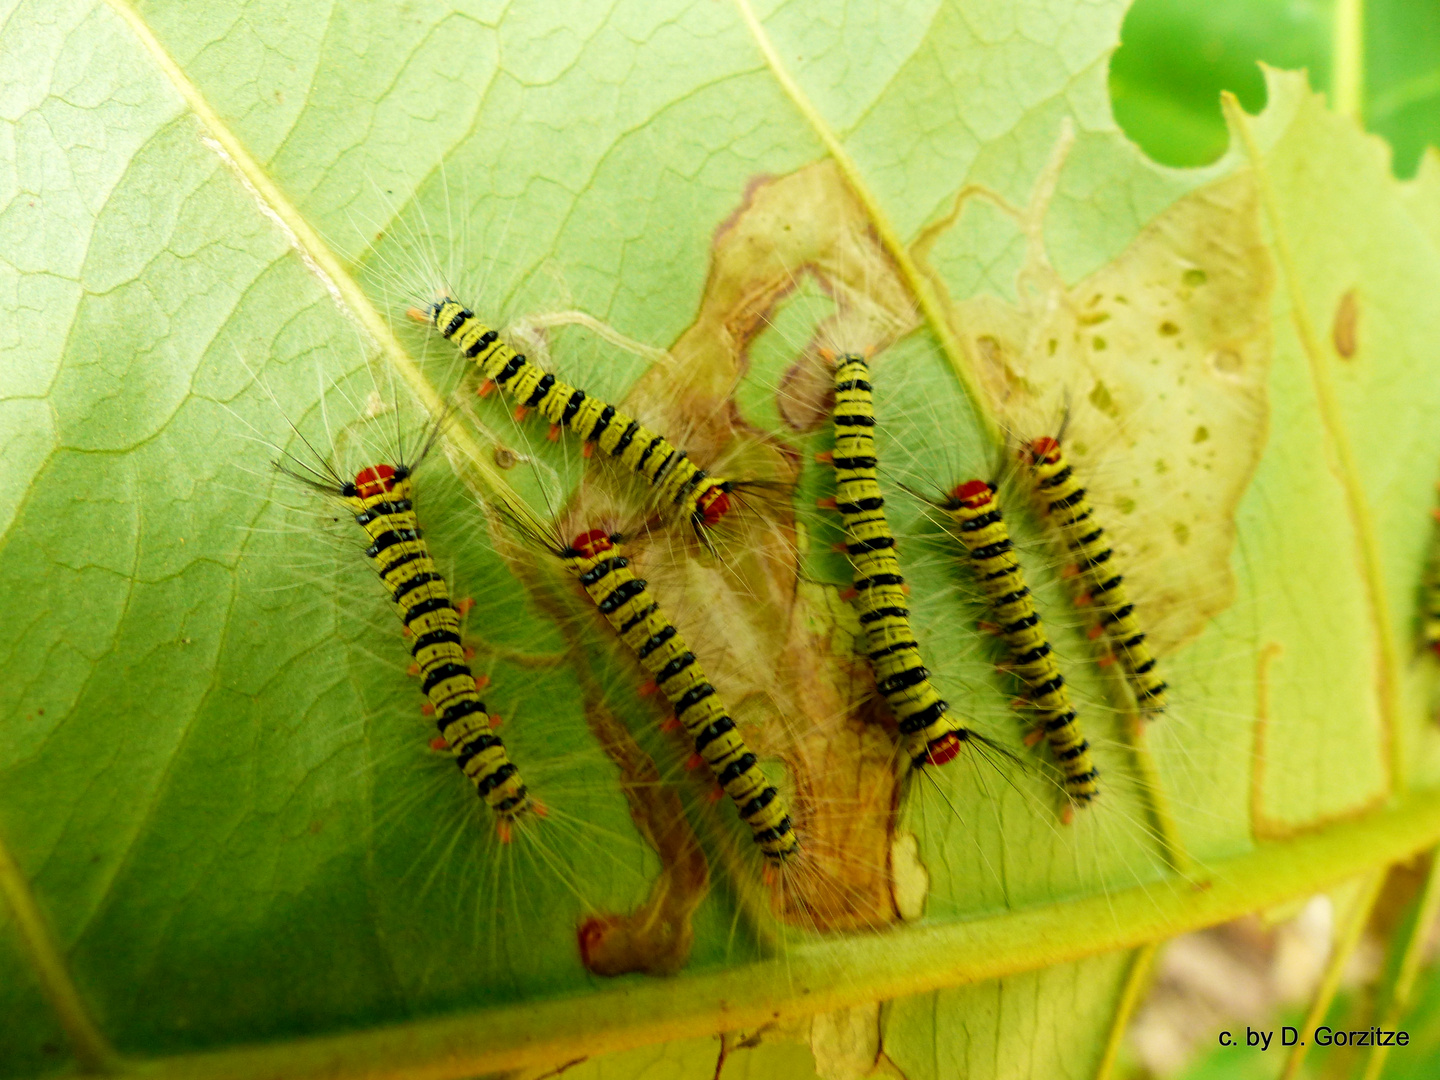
[920,156,1275,655]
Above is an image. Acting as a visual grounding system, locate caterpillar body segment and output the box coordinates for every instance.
[343,463,533,822]
[1024,437,1168,715]
[828,353,972,768]
[419,298,733,530]
[948,479,1098,804]
[560,529,798,861]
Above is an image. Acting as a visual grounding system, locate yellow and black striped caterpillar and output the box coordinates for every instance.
[825,353,971,768]
[1023,436,1168,714]
[948,479,1098,804]
[339,462,535,833]
[559,529,798,860]
[415,298,734,531]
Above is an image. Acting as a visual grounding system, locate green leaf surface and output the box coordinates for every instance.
[5,1,1440,1078]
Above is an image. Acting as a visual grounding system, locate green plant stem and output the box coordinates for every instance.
[1280,866,1387,1080]
[1095,943,1158,1080]
[1360,847,1440,1080]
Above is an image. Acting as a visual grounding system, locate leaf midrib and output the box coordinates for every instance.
[98,0,539,535]
[730,0,999,444]
[102,788,1440,1080]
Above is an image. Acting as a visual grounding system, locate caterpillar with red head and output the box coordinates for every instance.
[823,352,977,768]
[279,452,536,836]
[413,297,734,532]
[557,528,798,861]
[946,478,1098,805]
[1023,435,1168,715]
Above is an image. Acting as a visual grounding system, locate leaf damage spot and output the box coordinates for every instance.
[809,1003,887,1080]
[912,145,1274,656]
[555,161,917,934]
[494,537,711,978]
[1089,380,1117,417]
[573,689,711,977]
[889,831,928,922]
[490,134,1273,952]
[1333,288,1359,359]
[1208,348,1245,378]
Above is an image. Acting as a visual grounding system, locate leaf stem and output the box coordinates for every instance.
[1094,943,1159,1080]
[730,0,1001,445]
[1359,846,1440,1080]
[1280,865,1387,1080]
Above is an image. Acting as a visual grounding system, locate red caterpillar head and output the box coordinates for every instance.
[948,479,993,510]
[353,464,399,499]
[570,529,613,559]
[1023,436,1062,466]
[923,732,963,767]
[694,484,732,528]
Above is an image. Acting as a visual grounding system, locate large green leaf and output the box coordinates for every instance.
[4,1,1440,1078]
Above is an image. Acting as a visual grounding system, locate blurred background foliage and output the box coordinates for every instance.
[1111,0,1440,177]
[1112,1,1440,1075]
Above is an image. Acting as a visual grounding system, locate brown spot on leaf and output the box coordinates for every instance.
[975,334,1002,365]
[1333,288,1358,358]
[1208,348,1244,377]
